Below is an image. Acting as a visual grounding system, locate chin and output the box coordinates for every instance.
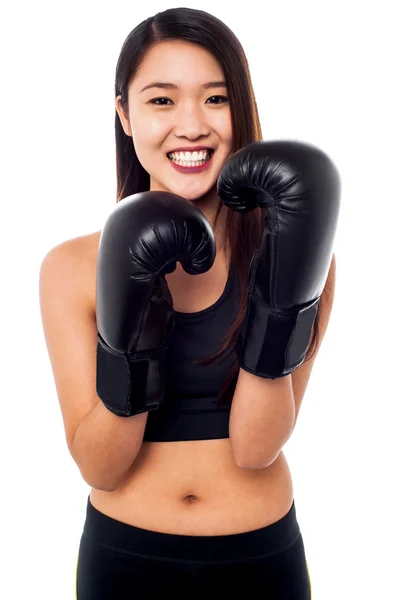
[184,191,212,204]
[152,175,217,203]
[164,187,208,203]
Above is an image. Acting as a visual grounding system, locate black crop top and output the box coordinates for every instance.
[143,264,240,442]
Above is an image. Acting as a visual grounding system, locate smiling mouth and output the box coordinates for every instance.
[166,149,214,167]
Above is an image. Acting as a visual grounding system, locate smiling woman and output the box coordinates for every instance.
[38,6,340,600]
[115,39,234,222]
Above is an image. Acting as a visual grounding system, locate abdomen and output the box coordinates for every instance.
[89,438,294,535]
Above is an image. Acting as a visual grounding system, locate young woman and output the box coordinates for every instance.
[39,7,339,599]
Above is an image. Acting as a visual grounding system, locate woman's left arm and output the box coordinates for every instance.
[230,253,336,469]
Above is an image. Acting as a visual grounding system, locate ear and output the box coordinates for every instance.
[115,95,132,137]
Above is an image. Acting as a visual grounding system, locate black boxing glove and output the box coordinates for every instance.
[217,139,341,379]
[96,191,216,416]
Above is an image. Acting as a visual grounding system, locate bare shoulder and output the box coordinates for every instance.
[40,230,101,266]
[40,230,101,312]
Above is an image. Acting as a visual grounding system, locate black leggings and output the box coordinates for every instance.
[76,496,312,599]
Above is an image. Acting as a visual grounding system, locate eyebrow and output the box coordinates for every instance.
[139,81,227,93]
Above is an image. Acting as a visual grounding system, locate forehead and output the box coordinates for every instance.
[132,40,224,89]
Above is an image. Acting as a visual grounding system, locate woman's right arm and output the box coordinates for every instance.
[39,238,148,492]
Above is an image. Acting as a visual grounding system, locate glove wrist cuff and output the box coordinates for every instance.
[237,296,319,379]
[96,335,166,417]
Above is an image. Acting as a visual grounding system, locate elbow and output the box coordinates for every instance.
[70,438,127,493]
[72,450,121,492]
[231,432,283,471]
[93,481,119,493]
[235,458,276,471]
[234,449,280,471]
[79,467,119,492]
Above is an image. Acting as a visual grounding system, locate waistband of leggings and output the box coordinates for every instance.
[82,495,301,562]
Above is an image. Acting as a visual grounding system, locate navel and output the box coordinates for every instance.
[182,494,199,504]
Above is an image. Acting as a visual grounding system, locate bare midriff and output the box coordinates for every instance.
[88,231,294,535]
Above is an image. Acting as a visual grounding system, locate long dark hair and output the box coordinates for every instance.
[114,7,328,406]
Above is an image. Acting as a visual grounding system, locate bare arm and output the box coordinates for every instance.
[230,253,336,469]
[39,237,148,492]
[71,398,147,491]
[229,370,295,469]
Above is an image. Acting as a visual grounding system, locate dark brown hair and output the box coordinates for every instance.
[114,7,329,406]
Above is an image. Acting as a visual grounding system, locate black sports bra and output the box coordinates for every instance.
[143,264,240,442]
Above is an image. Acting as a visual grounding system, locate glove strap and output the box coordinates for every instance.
[238,296,319,379]
[96,335,166,417]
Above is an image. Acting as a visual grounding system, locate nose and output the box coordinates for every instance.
[173,101,211,140]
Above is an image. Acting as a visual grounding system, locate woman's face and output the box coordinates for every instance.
[116,39,233,204]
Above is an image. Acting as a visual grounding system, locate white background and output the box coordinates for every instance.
[1,0,398,598]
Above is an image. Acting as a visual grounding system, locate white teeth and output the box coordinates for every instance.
[168,149,213,161]
[167,149,213,168]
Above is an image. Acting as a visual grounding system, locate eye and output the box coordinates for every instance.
[207,95,229,104]
[148,95,229,106]
[149,97,172,106]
